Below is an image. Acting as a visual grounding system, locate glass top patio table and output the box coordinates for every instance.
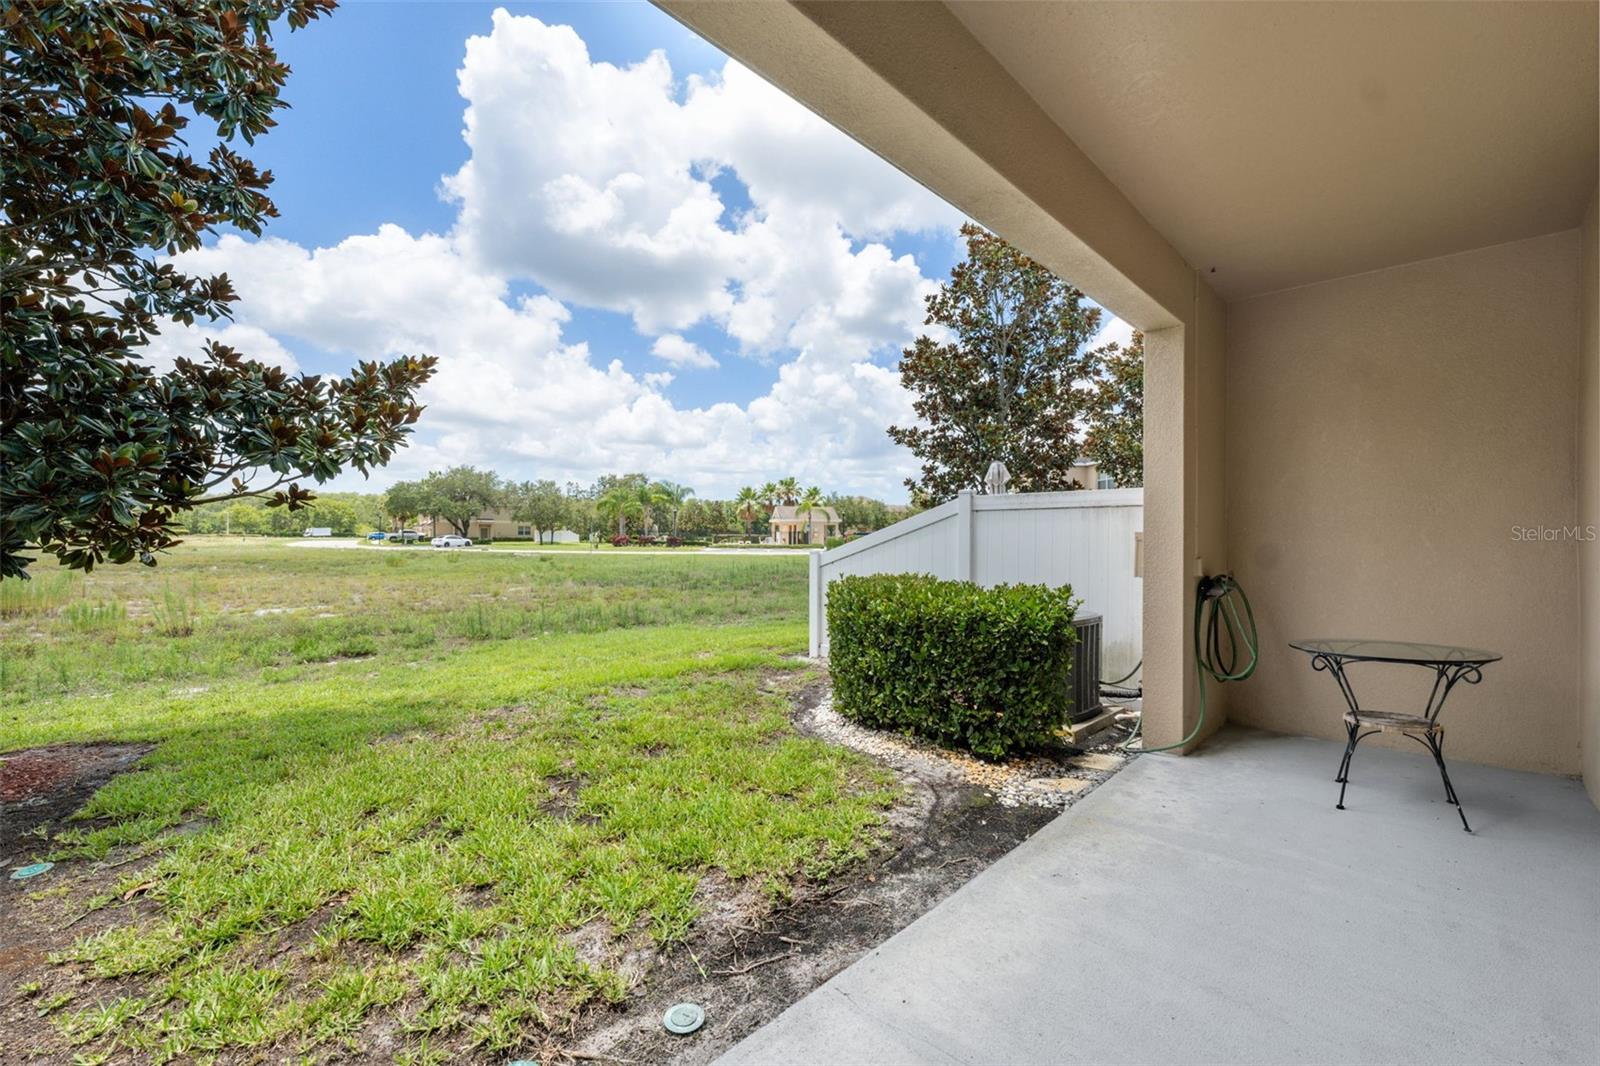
[1288,637,1502,832]
[1287,638,1502,666]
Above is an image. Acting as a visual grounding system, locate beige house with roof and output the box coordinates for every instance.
[1066,458,1115,490]
[769,504,842,545]
[417,510,577,542]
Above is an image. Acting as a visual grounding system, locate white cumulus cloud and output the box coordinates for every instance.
[650,333,718,369]
[151,10,989,500]
[442,9,954,354]
[140,321,300,375]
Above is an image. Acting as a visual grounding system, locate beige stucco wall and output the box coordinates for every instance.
[1226,231,1584,773]
[1142,285,1230,752]
[1580,189,1599,805]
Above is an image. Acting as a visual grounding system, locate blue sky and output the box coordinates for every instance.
[152,2,1121,501]
[254,4,722,244]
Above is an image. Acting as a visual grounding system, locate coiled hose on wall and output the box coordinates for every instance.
[1122,573,1258,753]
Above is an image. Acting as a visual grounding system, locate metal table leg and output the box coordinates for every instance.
[1313,654,1481,832]
[1424,730,1470,832]
[1416,663,1481,832]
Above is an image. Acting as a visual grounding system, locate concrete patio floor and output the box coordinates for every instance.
[717,728,1600,1065]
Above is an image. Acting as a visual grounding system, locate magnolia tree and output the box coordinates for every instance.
[1082,332,1144,487]
[0,0,435,577]
[888,224,1137,505]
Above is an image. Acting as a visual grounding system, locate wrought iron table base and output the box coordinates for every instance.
[1314,655,1486,833]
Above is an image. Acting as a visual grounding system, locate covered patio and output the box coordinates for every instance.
[719,728,1600,1065]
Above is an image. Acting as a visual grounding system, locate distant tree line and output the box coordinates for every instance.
[183,493,383,537]
[181,469,904,543]
[381,469,906,543]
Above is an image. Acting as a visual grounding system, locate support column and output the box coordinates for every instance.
[1141,283,1230,752]
[1141,325,1195,750]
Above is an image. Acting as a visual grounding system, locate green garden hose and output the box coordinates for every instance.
[1122,573,1258,753]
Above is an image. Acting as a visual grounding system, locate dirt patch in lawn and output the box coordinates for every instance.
[1,742,153,873]
[0,742,161,1055]
[532,681,1133,1066]
[540,774,602,826]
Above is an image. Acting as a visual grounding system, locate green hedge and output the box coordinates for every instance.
[827,574,1080,759]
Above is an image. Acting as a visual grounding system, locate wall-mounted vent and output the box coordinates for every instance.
[1068,612,1104,724]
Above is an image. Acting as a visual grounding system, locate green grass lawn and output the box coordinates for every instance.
[3,540,892,1062]
[0,538,805,701]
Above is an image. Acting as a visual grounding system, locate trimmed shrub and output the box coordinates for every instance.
[610,534,631,547]
[827,574,1079,759]
[664,536,683,547]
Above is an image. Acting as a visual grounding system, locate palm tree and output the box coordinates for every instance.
[597,484,644,538]
[734,486,760,536]
[654,480,694,534]
[634,480,671,535]
[776,477,800,506]
[758,481,780,514]
[797,485,825,544]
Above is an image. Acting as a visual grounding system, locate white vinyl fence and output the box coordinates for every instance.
[808,489,1143,675]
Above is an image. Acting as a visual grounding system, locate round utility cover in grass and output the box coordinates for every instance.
[10,862,53,880]
[663,1002,705,1034]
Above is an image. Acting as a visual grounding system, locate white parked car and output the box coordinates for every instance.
[431,535,473,548]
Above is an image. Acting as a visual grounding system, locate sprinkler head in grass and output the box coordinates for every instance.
[10,862,54,880]
[663,1002,705,1035]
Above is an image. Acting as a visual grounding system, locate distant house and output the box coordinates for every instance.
[1068,459,1116,490]
[768,504,842,545]
[418,509,578,542]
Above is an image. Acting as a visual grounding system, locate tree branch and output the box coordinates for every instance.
[192,472,296,505]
